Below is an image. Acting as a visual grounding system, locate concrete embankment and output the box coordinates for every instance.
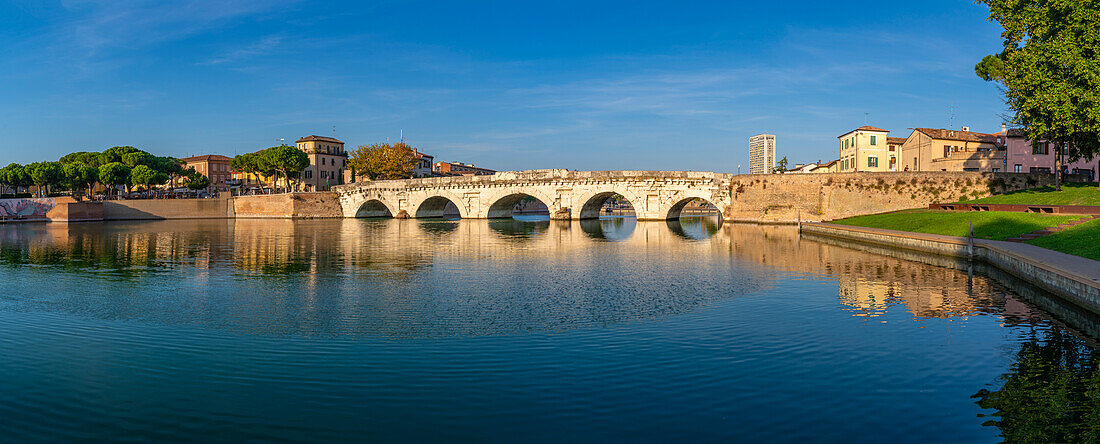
[232,193,343,218]
[103,198,235,220]
[801,222,1100,314]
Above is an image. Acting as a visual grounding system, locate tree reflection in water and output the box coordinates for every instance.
[974,327,1100,443]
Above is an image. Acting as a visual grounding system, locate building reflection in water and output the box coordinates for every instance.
[0,217,1091,338]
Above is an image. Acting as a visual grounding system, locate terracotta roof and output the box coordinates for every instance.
[181,154,232,162]
[1006,128,1027,137]
[296,135,343,144]
[887,137,907,145]
[913,128,999,143]
[838,125,889,138]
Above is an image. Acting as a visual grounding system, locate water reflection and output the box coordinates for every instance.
[3,218,1100,441]
[0,219,1086,335]
[974,327,1100,442]
[579,217,635,241]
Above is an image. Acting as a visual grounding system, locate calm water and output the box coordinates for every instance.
[1,217,1098,442]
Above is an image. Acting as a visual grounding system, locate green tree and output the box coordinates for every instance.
[129,165,158,191]
[98,162,131,198]
[122,151,155,169]
[0,163,30,195]
[261,145,309,192]
[24,161,63,197]
[63,161,98,200]
[348,142,417,180]
[185,171,211,191]
[976,0,1100,190]
[99,146,142,165]
[772,156,789,173]
[59,151,104,168]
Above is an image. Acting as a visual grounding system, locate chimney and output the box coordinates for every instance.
[1001,122,1007,133]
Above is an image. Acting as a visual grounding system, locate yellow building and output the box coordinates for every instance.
[296,135,348,191]
[900,127,1006,172]
[837,126,892,172]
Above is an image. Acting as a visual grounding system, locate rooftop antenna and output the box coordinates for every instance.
[864,113,869,125]
[277,137,285,146]
[333,125,336,138]
[400,129,404,142]
[949,103,957,129]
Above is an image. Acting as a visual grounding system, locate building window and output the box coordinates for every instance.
[868,157,878,168]
[870,135,877,146]
[1014,164,1022,173]
[1033,143,1049,155]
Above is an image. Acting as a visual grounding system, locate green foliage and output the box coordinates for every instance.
[974,54,1005,81]
[122,152,154,169]
[260,145,309,190]
[98,162,131,192]
[977,0,1100,164]
[62,161,98,197]
[59,151,104,168]
[185,171,211,191]
[973,329,1100,442]
[99,146,142,165]
[24,161,64,195]
[129,165,158,190]
[0,163,30,190]
[772,156,789,173]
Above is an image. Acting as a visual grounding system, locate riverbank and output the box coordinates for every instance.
[800,222,1100,315]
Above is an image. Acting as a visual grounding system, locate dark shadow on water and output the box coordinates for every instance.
[417,220,460,235]
[488,219,551,240]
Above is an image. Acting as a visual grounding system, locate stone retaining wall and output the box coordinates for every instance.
[729,172,1067,222]
[232,193,343,218]
[102,198,235,220]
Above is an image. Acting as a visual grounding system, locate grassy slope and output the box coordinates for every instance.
[832,210,1081,241]
[1026,219,1100,261]
[965,182,1100,206]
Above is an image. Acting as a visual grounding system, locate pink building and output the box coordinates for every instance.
[1005,129,1099,181]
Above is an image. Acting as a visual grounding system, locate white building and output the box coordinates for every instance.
[749,134,776,175]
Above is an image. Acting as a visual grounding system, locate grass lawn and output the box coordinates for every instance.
[831,209,1081,241]
[965,182,1100,206]
[1026,219,1100,261]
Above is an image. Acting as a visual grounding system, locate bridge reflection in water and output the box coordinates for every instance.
[0,217,1088,339]
[3,217,1100,441]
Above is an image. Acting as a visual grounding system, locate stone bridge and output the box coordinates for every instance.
[331,169,1060,222]
[332,170,732,220]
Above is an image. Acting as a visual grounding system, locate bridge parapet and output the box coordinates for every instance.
[332,170,1062,223]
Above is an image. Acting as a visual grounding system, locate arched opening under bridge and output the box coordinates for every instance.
[415,196,462,219]
[487,193,550,220]
[355,199,393,218]
[666,197,723,239]
[578,192,636,220]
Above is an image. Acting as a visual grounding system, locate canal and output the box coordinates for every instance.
[0,217,1096,442]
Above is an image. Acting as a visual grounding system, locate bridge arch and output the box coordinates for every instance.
[576,190,639,220]
[414,195,467,219]
[665,195,724,221]
[355,199,395,218]
[486,192,553,219]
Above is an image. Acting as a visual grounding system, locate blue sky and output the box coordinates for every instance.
[0,0,1008,172]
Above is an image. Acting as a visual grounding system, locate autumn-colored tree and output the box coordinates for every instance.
[348,142,418,180]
